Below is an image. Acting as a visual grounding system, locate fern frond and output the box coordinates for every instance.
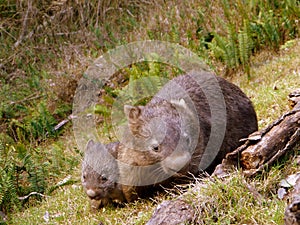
[238,20,253,67]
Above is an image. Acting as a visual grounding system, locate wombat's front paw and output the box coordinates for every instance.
[90,198,110,211]
[90,199,102,211]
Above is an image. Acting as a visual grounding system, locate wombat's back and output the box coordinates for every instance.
[213,76,257,167]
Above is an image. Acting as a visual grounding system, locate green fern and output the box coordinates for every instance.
[8,102,57,143]
[227,24,240,68]
[208,28,239,70]
[238,20,254,77]
[200,0,299,74]
[0,145,20,212]
[0,133,80,212]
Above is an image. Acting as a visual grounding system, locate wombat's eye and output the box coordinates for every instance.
[101,176,107,181]
[151,145,160,152]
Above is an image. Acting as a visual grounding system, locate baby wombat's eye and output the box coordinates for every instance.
[101,175,107,181]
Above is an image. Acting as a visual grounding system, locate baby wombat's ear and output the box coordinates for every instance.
[106,142,119,158]
[85,139,95,151]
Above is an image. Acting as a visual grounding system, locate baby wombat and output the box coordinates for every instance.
[81,140,125,208]
[82,71,258,206]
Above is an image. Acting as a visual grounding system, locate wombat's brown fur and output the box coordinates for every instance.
[82,71,258,206]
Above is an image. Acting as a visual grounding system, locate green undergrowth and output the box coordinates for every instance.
[0,134,81,214]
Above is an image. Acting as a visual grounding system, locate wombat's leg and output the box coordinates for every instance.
[90,198,110,211]
[122,185,139,203]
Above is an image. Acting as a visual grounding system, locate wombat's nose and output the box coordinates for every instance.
[86,189,96,198]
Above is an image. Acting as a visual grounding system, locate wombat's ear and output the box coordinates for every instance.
[171,98,194,117]
[85,139,95,151]
[124,105,144,121]
[106,142,119,158]
[124,105,147,136]
[170,99,188,110]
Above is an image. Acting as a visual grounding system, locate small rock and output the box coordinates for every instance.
[43,211,49,223]
[284,174,300,224]
[279,173,300,188]
[278,187,287,200]
[146,200,194,225]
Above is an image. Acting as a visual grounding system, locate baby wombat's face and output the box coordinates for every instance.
[82,140,123,203]
[82,164,117,200]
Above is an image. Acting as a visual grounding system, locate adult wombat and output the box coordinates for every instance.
[82,71,258,206]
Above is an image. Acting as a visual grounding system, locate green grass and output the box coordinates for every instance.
[232,39,300,128]
[189,172,285,224]
[10,181,157,225]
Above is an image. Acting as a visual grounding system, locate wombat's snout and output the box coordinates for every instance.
[86,189,97,198]
[161,150,192,175]
[86,188,104,200]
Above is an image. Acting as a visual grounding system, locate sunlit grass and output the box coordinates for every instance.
[10,182,158,225]
[232,39,300,128]
[188,172,285,224]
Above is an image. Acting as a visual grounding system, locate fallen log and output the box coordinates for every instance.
[214,90,300,177]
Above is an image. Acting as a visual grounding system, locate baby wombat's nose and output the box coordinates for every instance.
[86,189,97,198]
